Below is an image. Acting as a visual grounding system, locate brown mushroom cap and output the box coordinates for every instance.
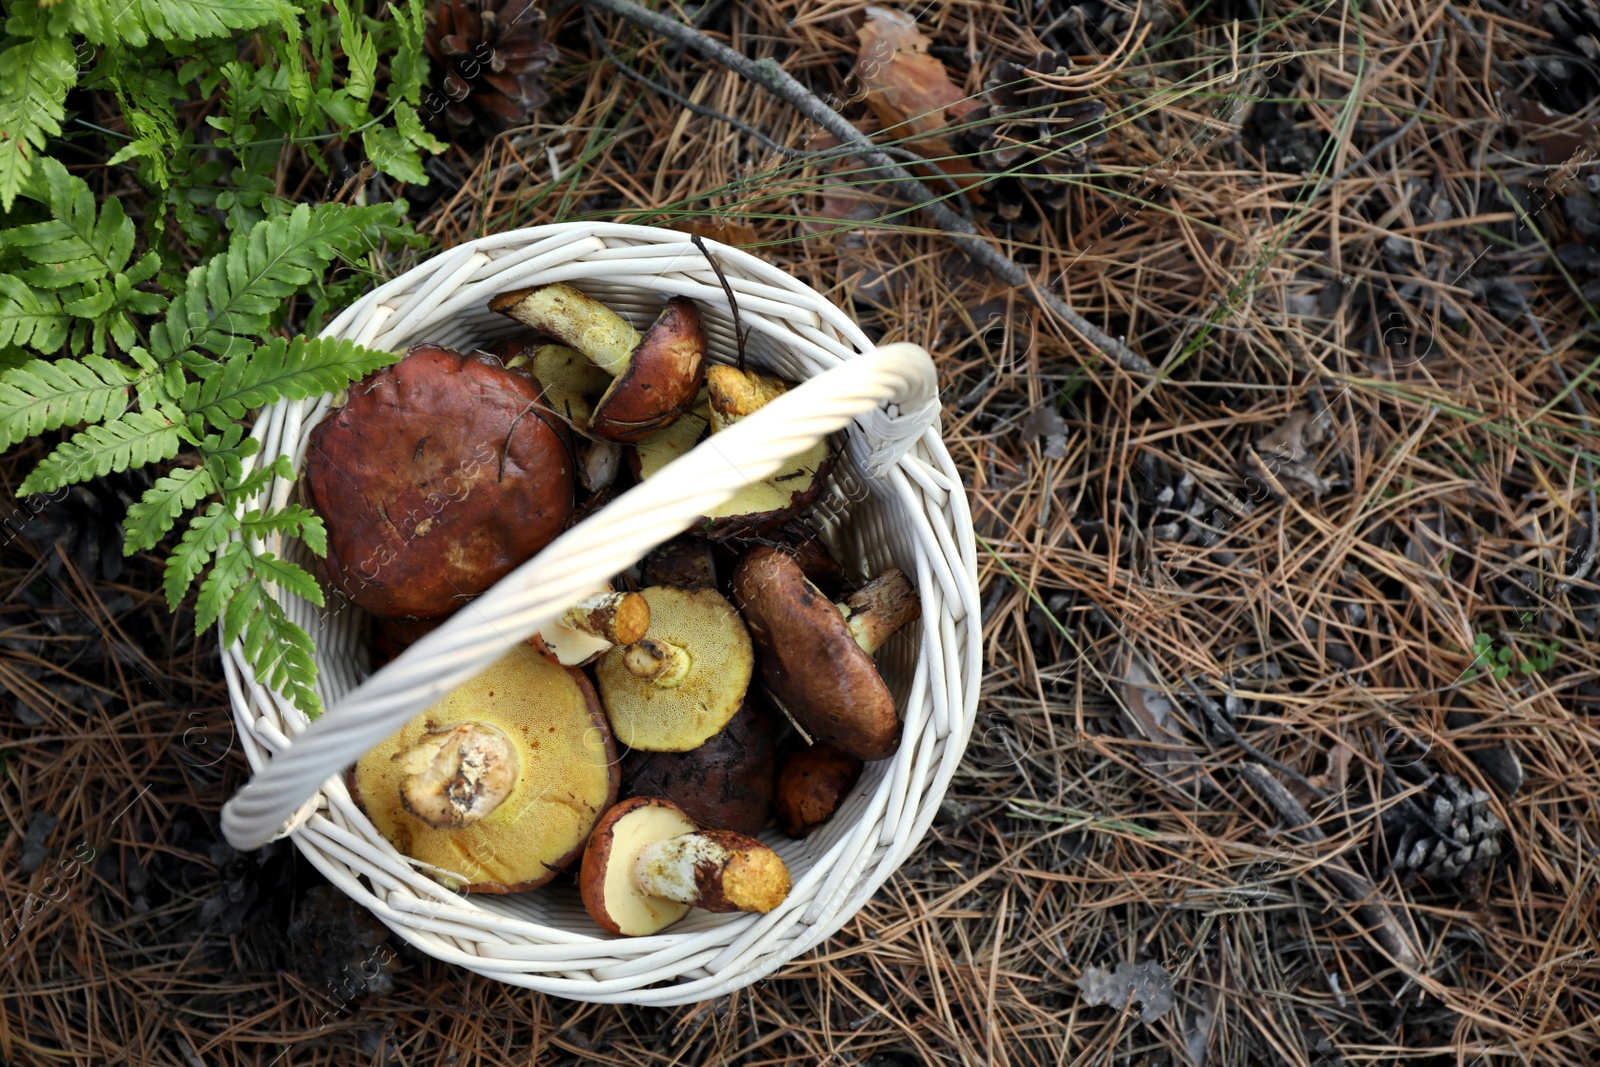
[773,742,864,837]
[594,587,753,751]
[350,648,618,893]
[489,284,706,443]
[621,696,779,835]
[732,546,908,761]
[579,797,697,935]
[304,343,575,619]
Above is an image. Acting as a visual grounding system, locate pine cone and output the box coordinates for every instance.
[1371,178,1530,326]
[1386,773,1503,881]
[964,51,1108,241]
[1026,0,1174,56]
[425,0,557,136]
[1535,0,1600,114]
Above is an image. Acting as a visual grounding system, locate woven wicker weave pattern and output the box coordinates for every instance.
[218,223,981,1004]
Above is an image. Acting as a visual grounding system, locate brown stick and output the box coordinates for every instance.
[583,0,1156,379]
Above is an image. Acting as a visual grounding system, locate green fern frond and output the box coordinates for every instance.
[164,503,240,608]
[240,505,327,556]
[0,33,77,211]
[0,354,135,451]
[123,466,217,554]
[8,159,139,286]
[186,336,398,427]
[18,409,183,495]
[0,275,71,352]
[172,202,400,359]
[57,0,286,48]
[197,540,252,631]
[242,594,322,716]
[251,552,324,604]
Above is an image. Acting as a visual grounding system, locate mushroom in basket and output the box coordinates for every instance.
[593,586,754,752]
[350,648,617,893]
[529,586,650,668]
[489,283,705,442]
[304,343,575,620]
[733,546,921,761]
[580,797,791,936]
[631,366,832,539]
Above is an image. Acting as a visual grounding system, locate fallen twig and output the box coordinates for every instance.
[583,0,1157,379]
[1237,762,1427,972]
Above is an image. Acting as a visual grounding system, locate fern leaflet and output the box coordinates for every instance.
[187,337,397,427]
[0,33,77,211]
[0,355,135,451]
[124,466,217,553]
[18,410,183,495]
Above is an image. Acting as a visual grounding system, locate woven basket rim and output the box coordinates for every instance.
[220,221,982,1004]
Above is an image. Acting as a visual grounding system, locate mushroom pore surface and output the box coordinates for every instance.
[352,648,616,892]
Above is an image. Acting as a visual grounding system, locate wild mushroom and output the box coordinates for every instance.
[350,648,618,893]
[732,546,921,761]
[593,586,753,751]
[304,343,575,619]
[631,367,832,539]
[637,535,717,591]
[621,697,779,836]
[529,587,651,667]
[579,797,791,936]
[773,742,863,838]
[501,340,623,492]
[489,283,705,442]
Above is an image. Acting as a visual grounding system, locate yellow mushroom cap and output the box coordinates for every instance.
[595,587,754,751]
[351,648,618,893]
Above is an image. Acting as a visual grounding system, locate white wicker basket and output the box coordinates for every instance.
[217,222,980,1004]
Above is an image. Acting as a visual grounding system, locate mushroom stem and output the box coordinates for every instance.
[623,638,693,687]
[580,439,623,493]
[562,591,650,645]
[836,569,921,654]
[490,283,640,376]
[632,829,791,913]
[393,722,521,830]
[705,366,789,433]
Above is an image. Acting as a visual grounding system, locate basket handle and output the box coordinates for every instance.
[221,342,940,850]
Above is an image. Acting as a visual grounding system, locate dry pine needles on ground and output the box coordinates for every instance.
[5,0,1600,1064]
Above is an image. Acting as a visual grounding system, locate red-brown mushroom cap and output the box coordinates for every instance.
[588,298,706,442]
[304,343,574,619]
[489,285,706,443]
[579,797,696,935]
[732,546,910,761]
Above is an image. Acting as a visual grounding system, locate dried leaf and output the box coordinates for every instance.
[1251,408,1336,498]
[1115,646,1208,794]
[671,217,759,246]
[855,7,981,190]
[1077,960,1176,1022]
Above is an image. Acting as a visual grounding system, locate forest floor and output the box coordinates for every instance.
[5,0,1600,1064]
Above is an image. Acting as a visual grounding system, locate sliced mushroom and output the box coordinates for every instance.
[732,546,921,760]
[529,587,651,667]
[580,797,791,936]
[490,283,706,442]
[773,742,863,838]
[595,586,754,751]
[350,648,618,893]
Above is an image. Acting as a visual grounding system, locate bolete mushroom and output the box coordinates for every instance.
[579,797,791,936]
[773,742,863,838]
[631,367,832,539]
[350,647,618,893]
[593,586,753,751]
[529,587,651,667]
[489,283,705,442]
[732,546,921,761]
[304,343,575,619]
[638,535,717,591]
[621,697,779,836]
